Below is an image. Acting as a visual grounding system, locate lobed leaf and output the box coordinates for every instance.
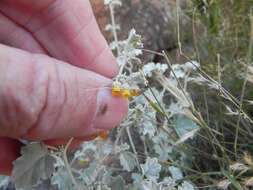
[12,143,56,189]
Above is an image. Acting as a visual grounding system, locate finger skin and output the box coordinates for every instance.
[0,14,46,54]
[0,0,118,77]
[0,137,22,176]
[0,44,128,140]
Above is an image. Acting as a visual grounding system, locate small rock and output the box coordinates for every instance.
[91,0,190,61]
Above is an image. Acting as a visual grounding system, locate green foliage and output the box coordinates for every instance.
[51,168,74,190]
[12,143,56,189]
[0,175,9,188]
[119,151,138,172]
[174,115,199,138]
[140,157,162,182]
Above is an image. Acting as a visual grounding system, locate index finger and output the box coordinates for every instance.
[0,0,118,78]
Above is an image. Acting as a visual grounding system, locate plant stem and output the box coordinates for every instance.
[63,137,79,189]
[109,4,119,55]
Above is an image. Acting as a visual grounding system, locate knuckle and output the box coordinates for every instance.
[0,54,49,137]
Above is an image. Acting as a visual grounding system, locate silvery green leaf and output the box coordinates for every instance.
[109,176,125,190]
[52,154,65,168]
[128,29,143,49]
[131,173,143,184]
[184,61,200,71]
[174,115,199,140]
[116,56,126,66]
[73,141,97,161]
[178,181,195,190]
[101,143,113,155]
[141,180,159,190]
[170,64,186,79]
[101,185,112,190]
[143,63,156,77]
[115,143,130,154]
[176,128,199,145]
[168,166,183,181]
[170,61,199,79]
[143,62,168,77]
[167,102,184,116]
[119,151,137,172]
[153,144,170,161]
[102,170,113,185]
[80,141,97,152]
[79,162,98,186]
[141,157,161,182]
[141,121,156,138]
[118,28,143,60]
[51,168,74,190]
[163,187,177,190]
[0,175,9,187]
[12,143,56,189]
[152,131,173,161]
[160,177,176,187]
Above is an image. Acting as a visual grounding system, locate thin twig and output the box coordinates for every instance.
[63,137,79,189]
[126,126,141,171]
[109,4,119,55]
[176,0,182,54]
[140,48,164,56]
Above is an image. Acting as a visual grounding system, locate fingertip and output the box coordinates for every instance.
[89,46,119,78]
[93,89,129,130]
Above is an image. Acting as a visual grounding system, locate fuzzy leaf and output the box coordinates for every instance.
[141,157,161,182]
[169,166,183,181]
[0,176,9,188]
[142,121,156,138]
[131,173,143,184]
[79,162,98,186]
[51,168,74,190]
[12,143,56,189]
[174,115,199,139]
[109,176,125,190]
[119,151,137,172]
[178,181,195,190]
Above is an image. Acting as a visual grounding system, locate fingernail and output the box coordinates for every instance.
[93,89,128,130]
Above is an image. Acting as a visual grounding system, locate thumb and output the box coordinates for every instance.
[0,44,128,140]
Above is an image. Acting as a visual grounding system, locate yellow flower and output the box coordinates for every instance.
[78,158,89,166]
[130,89,141,97]
[111,83,141,99]
[121,88,131,98]
[112,84,122,96]
[98,131,109,140]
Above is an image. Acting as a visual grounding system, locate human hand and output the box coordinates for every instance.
[0,0,128,175]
